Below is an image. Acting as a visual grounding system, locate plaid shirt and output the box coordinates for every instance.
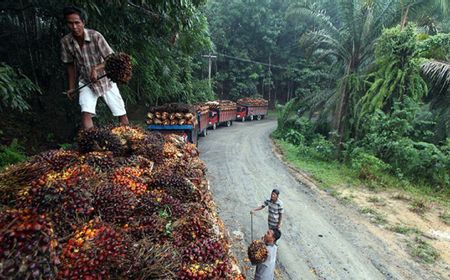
[61,29,114,96]
[263,198,284,228]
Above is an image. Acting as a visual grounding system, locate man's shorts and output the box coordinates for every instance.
[79,81,126,116]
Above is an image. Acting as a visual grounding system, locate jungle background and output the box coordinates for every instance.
[1,0,449,193]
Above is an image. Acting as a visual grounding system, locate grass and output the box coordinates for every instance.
[275,140,360,190]
[359,207,388,225]
[408,237,439,264]
[273,139,450,209]
[388,225,421,235]
[367,196,386,206]
[439,211,450,226]
[409,198,430,215]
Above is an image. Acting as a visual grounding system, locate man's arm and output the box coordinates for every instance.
[250,205,265,214]
[66,63,76,99]
[277,213,282,228]
[90,63,105,82]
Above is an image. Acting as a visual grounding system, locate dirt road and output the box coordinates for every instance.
[199,118,432,280]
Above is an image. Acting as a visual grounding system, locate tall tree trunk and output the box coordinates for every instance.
[400,4,410,30]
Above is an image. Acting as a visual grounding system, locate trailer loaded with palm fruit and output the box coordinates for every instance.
[236,98,269,121]
[204,100,237,129]
[0,126,245,279]
[146,103,209,145]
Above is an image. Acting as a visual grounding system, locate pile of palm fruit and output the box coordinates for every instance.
[236,98,268,107]
[204,100,237,111]
[146,103,198,126]
[0,125,245,279]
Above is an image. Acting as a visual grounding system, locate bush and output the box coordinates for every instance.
[0,139,27,168]
[350,148,391,180]
[309,135,335,161]
[283,129,305,146]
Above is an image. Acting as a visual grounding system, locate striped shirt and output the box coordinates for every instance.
[263,198,283,228]
[61,29,114,96]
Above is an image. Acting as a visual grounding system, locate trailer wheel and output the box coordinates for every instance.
[201,128,207,137]
[213,123,217,130]
[249,115,254,121]
[226,121,231,127]
[257,115,262,120]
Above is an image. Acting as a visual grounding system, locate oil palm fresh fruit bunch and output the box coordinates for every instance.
[172,214,213,246]
[150,172,199,202]
[247,240,268,265]
[179,238,230,279]
[111,166,147,195]
[31,163,95,188]
[0,209,60,279]
[104,52,132,84]
[77,127,124,156]
[33,149,79,172]
[58,219,128,279]
[80,151,115,172]
[122,238,178,279]
[94,184,138,225]
[137,188,185,219]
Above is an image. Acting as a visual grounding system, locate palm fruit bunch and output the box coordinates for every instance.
[122,238,178,279]
[0,161,51,206]
[0,209,60,279]
[80,151,115,172]
[77,127,124,156]
[104,52,132,84]
[58,219,128,279]
[132,131,165,162]
[237,97,268,107]
[146,103,197,126]
[33,149,79,172]
[149,171,199,202]
[31,163,95,188]
[116,155,154,172]
[137,188,185,218]
[110,125,146,154]
[173,214,214,246]
[179,238,230,279]
[18,181,94,235]
[127,213,172,241]
[111,166,147,195]
[247,240,268,265]
[94,184,138,225]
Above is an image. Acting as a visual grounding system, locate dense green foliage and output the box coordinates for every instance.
[0,0,213,152]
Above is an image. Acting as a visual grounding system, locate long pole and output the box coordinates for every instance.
[202,54,217,89]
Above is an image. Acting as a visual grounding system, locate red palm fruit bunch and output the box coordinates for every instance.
[80,151,115,172]
[111,166,147,195]
[163,141,182,159]
[116,155,154,173]
[58,219,128,279]
[0,161,52,206]
[18,181,94,236]
[172,157,206,186]
[247,240,268,265]
[0,209,60,279]
[172,213,214,246]
[137,188,185,219]
[77,127,125,156]
[183,142,199,158]
[31,163,95,188]
[122,238,178,279]
[179,238,231,279]
[33,149,79,172]
[126,213,172,242]
[110,125,146,151]
[94,184,138,225]
[149,170,200,202]
[132,131,165,163]
[104,52,132,84]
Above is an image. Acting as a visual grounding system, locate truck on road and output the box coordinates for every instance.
[204,100,237,129]
[236,98,268,121]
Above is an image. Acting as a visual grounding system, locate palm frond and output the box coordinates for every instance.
[421,60,450,94]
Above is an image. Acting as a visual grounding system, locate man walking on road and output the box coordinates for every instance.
[61,6,129,129]
[255,228,281,280]
[251,189,284,230]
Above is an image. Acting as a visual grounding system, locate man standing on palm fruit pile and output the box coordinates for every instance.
[61,6,129,129]
[251,188,284,231]
[255,228,281,280]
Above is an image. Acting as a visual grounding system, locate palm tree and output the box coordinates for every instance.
[290,0,399,151]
